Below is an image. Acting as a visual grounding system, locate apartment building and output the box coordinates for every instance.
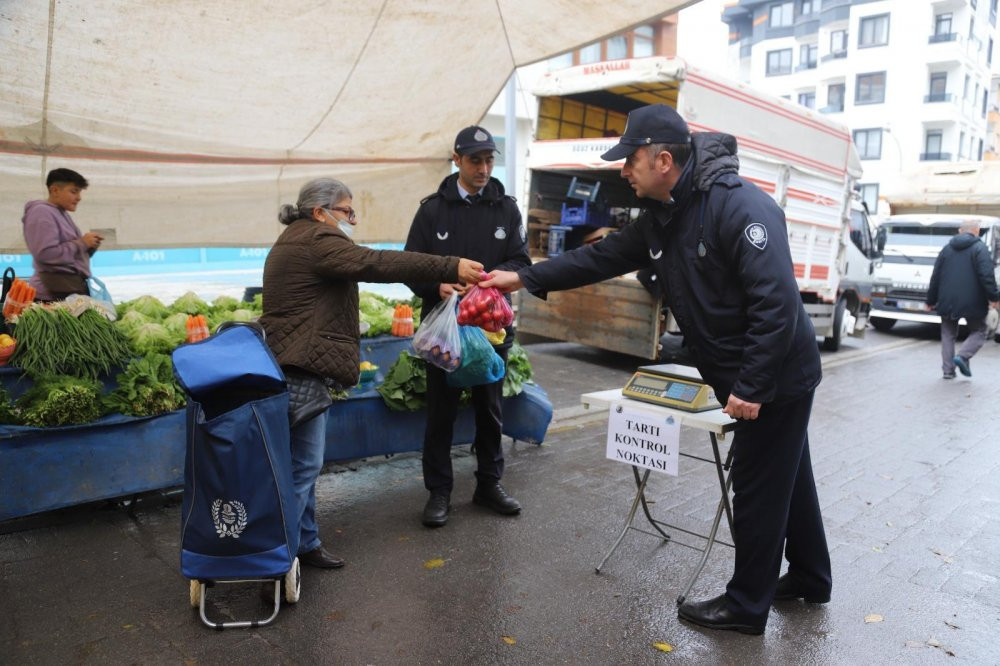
[723,0,1000,214]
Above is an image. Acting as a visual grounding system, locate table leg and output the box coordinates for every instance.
[676,434,735,605]
[635,465,672,541]
[595,466,652,574]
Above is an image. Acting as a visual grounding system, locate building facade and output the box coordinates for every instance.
[723,0,1000,214]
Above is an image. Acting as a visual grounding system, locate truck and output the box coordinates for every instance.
[868,214,1000,332]
[870,161,1000,332]
[516,56,879,357]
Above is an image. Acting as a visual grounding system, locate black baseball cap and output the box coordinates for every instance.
[454,126,497,156]
[601,104,691,161]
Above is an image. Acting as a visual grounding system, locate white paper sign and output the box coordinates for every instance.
[605,401,680,476]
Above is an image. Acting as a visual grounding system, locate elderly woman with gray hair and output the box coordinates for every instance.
[259,177,483,569]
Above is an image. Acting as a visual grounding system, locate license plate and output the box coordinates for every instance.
[899,300,925,311]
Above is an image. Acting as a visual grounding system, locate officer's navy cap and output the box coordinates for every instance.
[454,125,497,156]
[601,104,691,161]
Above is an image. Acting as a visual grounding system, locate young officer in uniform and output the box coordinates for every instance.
[404,126,531,528]
[481,105,832,635]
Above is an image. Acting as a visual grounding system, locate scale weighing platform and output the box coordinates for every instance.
[622,364,720,412]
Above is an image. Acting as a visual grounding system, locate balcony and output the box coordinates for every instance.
[928,32,957,44]
[819,105,844,114]
[820,50,847,62]
[924,92,954,103]
[795,62,818,72]
[920,152,952,160]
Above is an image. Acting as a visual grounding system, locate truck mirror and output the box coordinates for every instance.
[875,227,887,253]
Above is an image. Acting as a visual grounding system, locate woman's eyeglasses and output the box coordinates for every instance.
[327,206,356,222]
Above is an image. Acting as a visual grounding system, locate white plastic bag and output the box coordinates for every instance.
[411,292,462,371]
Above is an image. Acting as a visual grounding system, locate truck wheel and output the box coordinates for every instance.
[822,299,847,352]
[871,317,895,332]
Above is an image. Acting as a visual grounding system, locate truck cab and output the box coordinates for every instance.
[869,214,1000,331]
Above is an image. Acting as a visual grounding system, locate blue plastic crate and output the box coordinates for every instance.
[548,225,572,257]
[561,201,610,227]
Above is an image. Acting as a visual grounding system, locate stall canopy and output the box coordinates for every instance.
[0,1,697,251]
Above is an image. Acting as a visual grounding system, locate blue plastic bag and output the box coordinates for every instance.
[446,326,505,388]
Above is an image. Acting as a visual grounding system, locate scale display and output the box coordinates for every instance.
[622,364,720,412]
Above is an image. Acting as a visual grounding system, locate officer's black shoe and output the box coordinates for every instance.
[773,573,831,604]
[677,595,765,635]
[473,482,522,515]
[422,493,450,527]
[299,546,345,569]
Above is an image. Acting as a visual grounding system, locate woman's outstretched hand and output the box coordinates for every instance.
[457,258,485,285]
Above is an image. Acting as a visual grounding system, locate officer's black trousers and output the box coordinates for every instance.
[724,389,832,621]
[421,347,509,495]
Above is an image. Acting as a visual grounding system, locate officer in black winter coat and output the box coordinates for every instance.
[481,104,832,635]
[404,126,531,528]
[925,220,1000,378]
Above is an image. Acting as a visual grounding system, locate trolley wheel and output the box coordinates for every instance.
[189,580,201,608]
[284,557,301,604]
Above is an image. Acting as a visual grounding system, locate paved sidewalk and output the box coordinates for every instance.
[2,335,999,664]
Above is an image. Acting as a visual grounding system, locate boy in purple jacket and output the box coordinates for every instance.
[22,168,103,301]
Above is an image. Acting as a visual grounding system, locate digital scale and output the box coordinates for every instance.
[622,364,720,412]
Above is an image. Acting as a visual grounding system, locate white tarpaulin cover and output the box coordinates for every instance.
[0,1,696,251]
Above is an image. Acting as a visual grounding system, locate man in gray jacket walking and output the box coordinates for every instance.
[926,219,1000,378]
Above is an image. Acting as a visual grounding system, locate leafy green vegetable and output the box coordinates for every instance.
[503,341,533,398]
[129,295,170,319]
[0,387,19,425]
[376,351,428,411]
[359,292,395,337]
[15,375,106,427]
[170,291,210,315]
[211,295,240,312]
[127,322,178,355]
[104,354,186,417]
[162,312,191,339]
[116,310,152,333]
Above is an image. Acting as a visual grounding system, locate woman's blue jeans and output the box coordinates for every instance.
[289,410,327,554]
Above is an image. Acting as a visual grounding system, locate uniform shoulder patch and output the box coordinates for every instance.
[744,222,768,250]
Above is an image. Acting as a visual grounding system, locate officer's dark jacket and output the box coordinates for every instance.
[404,173,531,349]
[926,232,999,319]
[520,132,821,404]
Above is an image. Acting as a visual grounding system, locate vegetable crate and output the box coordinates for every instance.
[560,201,611,228]
[172,323,301,630]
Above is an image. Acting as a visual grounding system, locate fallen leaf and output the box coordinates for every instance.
[423,558,446,569]
[398,536,411,542]
[324,611,345,621]
[864,614,884,623]
[945,649,956,657]
[904,641,924,648]
[886,521,893,527]
[944,621,960,630]
[505,605,523,613]
[652,642,673,653]
[501,636,516,645]
[872,546,883,553]
[929,548,954,564]
[122,624,135,630]
[927,638,941,648]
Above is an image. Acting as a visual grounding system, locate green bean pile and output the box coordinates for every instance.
[10,305,134,378]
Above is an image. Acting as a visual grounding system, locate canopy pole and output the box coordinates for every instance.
[504,73,517,200]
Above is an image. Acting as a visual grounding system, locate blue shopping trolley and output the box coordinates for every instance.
[172,322,300,629]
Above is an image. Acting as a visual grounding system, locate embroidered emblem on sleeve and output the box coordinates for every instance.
[744,223,768,250]
[494,226,507,240]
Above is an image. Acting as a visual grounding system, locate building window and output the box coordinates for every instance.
[964,74,971,100]
[826,83,845,112]
[579,42,601,64]
[984,89,990,117]
[633,25,654,57]
[979,138,984,160]
[972,0,977,8]
[605,35,627,60]
[992,0,998,26]
[928,72,948,102]
[933,13,953,40]
[858,14,890,47]
[798,91,816,109]
[856,72,886,104]
[853,128,883,160]
[799,43,817,69]
[830,29,847,55]
[858,183,879,212]
[799,0,813,15]
[922,130,945,160]
[969,17,975,40]
[769,2,794,28]
[959,131,966,159]
[548,52,574,70]
[766,48,793,75]
[989,37,994,66]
